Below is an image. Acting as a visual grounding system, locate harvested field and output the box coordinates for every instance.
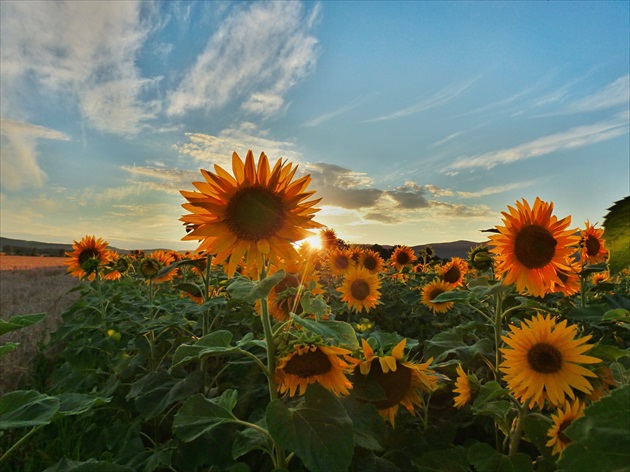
[0,264,80,394]
[0,254,68,270]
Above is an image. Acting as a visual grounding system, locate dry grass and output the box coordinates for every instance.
[0,265,80,394]
[0,254,68,270]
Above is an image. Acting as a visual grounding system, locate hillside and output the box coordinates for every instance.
[1,237,486,260]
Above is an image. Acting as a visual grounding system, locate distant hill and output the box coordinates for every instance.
[1,237,485,260]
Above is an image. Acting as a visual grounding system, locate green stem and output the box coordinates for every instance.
[508,402,527,457]
[0,424,45,465]
[237,348,271,377]
[493,293,504,382]
[232,419,272,439]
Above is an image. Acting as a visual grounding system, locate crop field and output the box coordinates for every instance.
[0,159,628,472]
[0,255,68,271]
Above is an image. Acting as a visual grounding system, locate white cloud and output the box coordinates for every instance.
[173,124,301,168]
[0,1,156,135]
[456,181,537,198]
[0,119,71,190]
[302,95,369,127]
[445,115,629,172]
[166,2,320,116]
[569,74,630,113]
[363,75,482,123]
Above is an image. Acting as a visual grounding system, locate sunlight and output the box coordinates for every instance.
[298,234,323,250]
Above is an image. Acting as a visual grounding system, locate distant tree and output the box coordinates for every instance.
[30,247,39,256]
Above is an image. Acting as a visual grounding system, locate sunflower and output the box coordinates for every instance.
[440,257,469,287]
[468,244,494,272]
[355,338,439,426]
[275,343,357,397]
[591,271,609,285]
[550,259,581,296]
[145,250,177,283]
[359,249,384,273]
[328,248,354,274]
[421,280,454,314]
[546,400,585,456]
[320,227,339,251]
[489,198,579,297]
[338,266,382,313]
[180,150,322,278]
[102,250,124,281]
[588,366,617,402]
[390,245,417,269]
[453,364,472,409]
[499,314,601,409]
[580,221,608,264]
[65,235,110,280]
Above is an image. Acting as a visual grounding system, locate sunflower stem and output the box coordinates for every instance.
[508,402,527,457]
[200,254,213,391]
[493,292,505,382]
[0,424,45,466]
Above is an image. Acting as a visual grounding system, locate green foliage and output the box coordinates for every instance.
[558,384,630,471]
[603,196,630,275]
[267,384,354,472]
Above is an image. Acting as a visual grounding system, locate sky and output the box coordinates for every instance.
[1,0,629,251]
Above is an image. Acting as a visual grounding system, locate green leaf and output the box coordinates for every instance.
[472,400,514,434]
[424,326,494,364]
[468,442,532,472]
[472,381,510,408]
[342,398,386,451]
[415,447,469,471]
[431,290,470,303]
[0,313,46,336]
[0,342,18,358]
[173,390,238,442]
[0,390,59,429]
[55,393,110,417]
[227,271,286,303]
[126,371,203,419]
[603,196,630,275]
[522,413,554,462]
[232,423,273,460]
[601,308,630,321]
[266,383,354,472]
[558,384,630,471]
[43,458,135,472]
[291,315,359,350]
[171,330,243,368]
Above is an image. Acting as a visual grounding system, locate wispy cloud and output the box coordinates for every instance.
[567,74,630,113]
[363,75,481,123]
[456,181,537,198]
[173,123,301,168]
[302,95,369,127]
[1,1,157,135]
[0,120,71,190]
[445,114,629,172]
[166,2,320,117]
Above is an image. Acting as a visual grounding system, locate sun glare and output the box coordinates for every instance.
[299,235,323,250]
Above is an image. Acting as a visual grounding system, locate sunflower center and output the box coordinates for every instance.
[283,347,332,378]
[365,361,412,409]
[363,256,378,271]
[558,420,573,444]
[78,248,100,265]
[585,235,601,256]
[225,186,285,240]
[430,287,445,301]
[396,252,411,265]
[334,255,350,270]
[350,279,371,301]
[442,265,461,284]
[514,224,557,269]
[527,342,563,374]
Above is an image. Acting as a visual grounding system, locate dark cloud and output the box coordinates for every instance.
[306,162,383,209]
[362,212,403,224]
[385,181,430,209]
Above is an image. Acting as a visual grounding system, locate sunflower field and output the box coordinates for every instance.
[1,151,629,472]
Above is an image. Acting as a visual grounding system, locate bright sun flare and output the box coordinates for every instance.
[299,235,323,250]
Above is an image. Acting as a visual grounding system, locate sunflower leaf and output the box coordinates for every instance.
[227,271,286,303]
[431,291,470,303]
[266,383,354,472]
[173,390,238,442]
[467,442,533,472]
[602,196,630,275]
[0,312,46,336]
[557,384,630,471]
[171,330,256,369]
[291,315,359,351]
[0,390,60,430]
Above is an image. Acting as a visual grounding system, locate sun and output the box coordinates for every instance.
[299,235,323,250]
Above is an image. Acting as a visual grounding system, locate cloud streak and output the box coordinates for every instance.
[445,114,629,172]
[166,2,320,117]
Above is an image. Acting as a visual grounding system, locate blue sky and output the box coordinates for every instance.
[1,1,628,251]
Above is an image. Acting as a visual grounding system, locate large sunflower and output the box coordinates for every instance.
[338,266,382,313]
[65,235,110,280]
[275,343,357,397]
[389,245,417,269]
[546,400,585,456]
[489,198,579,297]
[421,280,454,314]
[580,220,608,264]
[440,257,469,287]
[180,151,322,278]
[355,338,439,426]
[499,314,601,409]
